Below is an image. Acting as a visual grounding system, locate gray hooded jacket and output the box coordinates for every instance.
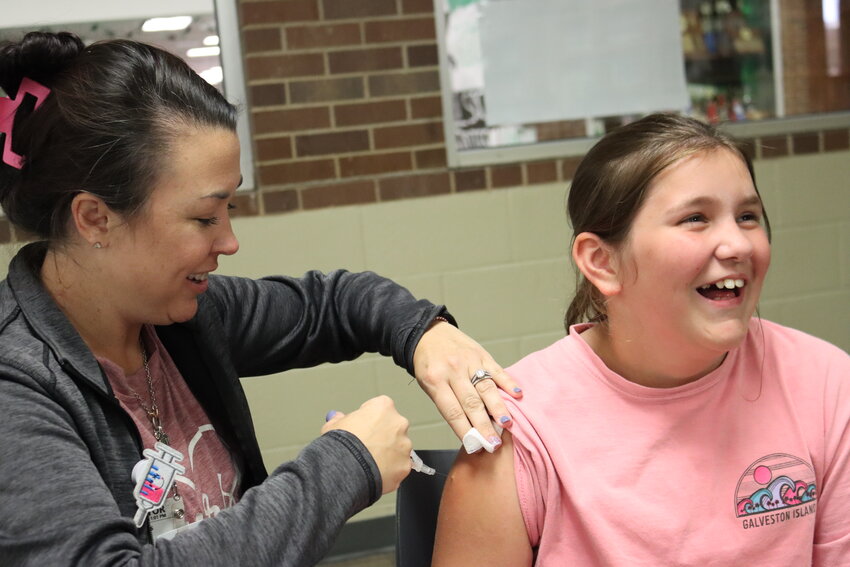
[0,242,450,566]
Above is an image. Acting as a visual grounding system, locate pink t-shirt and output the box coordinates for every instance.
[99,325,240,524]
[503,319,850,566]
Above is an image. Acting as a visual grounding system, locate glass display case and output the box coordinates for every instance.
[681,0,776,124]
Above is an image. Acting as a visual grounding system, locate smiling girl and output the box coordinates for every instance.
[432,113,850,566]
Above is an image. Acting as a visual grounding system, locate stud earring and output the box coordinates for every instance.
[93,242,102,249]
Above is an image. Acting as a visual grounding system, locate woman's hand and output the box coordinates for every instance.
[322,396,412,494]
[412,320,522,448]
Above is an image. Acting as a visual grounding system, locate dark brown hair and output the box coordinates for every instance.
[565,113,771,328]
[0,31,237,243]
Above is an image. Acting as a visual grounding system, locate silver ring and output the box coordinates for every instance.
[470,369,493,387]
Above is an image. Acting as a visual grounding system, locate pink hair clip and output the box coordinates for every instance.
[0,77,51,169]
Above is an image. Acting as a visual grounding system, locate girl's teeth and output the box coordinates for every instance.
[710,278,744,289]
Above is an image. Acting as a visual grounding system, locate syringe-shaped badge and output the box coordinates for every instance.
[131,442,185,528]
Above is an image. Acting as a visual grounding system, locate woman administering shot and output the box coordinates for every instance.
[0,31,518,565]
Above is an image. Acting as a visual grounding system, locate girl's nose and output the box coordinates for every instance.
[715,223,754,261]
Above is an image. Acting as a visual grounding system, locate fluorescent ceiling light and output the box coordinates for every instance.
[187,46,221,58]
[199,66,223,85]
[142,16,193,32]
[203,35,220,46]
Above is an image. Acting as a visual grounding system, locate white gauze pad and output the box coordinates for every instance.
[462,421,504,454]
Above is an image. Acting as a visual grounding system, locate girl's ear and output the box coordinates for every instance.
[70,192,111,247]
[572,232,622,297]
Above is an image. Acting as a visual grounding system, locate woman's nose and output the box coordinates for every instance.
[216,221,240,256]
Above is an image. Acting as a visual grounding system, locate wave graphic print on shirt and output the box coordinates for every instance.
[734,453,817,518]
[173,424,239,522]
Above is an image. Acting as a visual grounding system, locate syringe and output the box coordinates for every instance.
[131,442,186,528]
[409,449,436,475]
[324,410,438,476]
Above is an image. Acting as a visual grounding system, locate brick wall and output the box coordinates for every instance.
[225,0,850,223]
[232,0,586,220]
[237,0,445,213]
[780,0,811,115]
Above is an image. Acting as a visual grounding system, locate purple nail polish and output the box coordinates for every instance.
[513,387,523,393]
[488,436,502,447]
[499,415,511,424]
[325,410,338,422]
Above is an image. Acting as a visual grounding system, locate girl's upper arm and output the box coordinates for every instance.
[432,432,533,567]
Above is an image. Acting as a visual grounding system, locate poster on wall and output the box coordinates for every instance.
[480,0,689,125]
[440,0,690,152]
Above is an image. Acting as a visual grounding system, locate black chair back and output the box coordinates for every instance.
[395,449,458,567]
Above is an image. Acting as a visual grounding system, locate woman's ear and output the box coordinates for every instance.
[70,192,111,247]
[572,232,622,297]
